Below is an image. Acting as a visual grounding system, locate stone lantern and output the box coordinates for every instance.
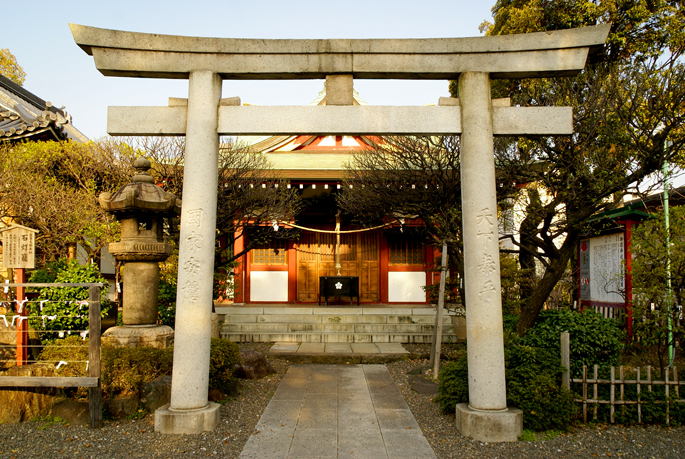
[99,158,181,348]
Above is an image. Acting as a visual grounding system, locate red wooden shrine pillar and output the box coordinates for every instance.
[233,230,246,303]
[379,236,389,303]
[288,240,298,303]
[624,218,635,337]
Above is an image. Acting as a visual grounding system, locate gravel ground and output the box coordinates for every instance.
[1,343,684,458]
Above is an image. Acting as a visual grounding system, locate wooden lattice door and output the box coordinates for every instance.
[296,231,379,302]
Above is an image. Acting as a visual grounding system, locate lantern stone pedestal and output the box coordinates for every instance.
[100,158,181,349]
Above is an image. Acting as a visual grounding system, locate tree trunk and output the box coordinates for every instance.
[518,189,544,302]
[516,227,581,334]
[448,250,466,307]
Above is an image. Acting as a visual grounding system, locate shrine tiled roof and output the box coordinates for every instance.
[0,75,88,143]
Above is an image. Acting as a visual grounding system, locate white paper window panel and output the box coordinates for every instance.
[250,271,288,302]
[388,271,426,302]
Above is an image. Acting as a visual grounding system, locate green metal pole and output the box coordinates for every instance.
[664,156,674,367]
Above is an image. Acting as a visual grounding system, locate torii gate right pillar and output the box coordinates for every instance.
[456,72,522,441]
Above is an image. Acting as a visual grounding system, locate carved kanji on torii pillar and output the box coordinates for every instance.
[71,23,610,440]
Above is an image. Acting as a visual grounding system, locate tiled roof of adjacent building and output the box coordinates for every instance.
[0,74,88,143]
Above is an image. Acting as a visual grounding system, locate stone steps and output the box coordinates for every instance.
[217,306,464,344]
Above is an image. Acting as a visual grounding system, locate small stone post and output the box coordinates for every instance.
[455,72,522,442]
[100,158,180,348]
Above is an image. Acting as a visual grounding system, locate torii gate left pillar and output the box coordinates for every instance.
[71,23,609,440]
[157,71,223,430]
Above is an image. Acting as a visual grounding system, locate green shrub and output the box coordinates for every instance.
[38,336,243,400]
[435,355,469,413]
[505,344,574,431]
[37,335,90,399]
[521,309,624,377]
[28,259,67,284]
[38,335,89,376]
[209,338,241,394]
[29,259,113,341]
[101,345,173,397]
[157,278,176,328]
[435,344,574,431]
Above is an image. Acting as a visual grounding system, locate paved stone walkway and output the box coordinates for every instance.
[238,364,437,459]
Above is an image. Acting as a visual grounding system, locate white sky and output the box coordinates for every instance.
[4,0,495,139]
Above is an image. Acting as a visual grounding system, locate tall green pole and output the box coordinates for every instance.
[664,155,674,367]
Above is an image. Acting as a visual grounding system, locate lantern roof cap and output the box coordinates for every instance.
[99,157,181,215]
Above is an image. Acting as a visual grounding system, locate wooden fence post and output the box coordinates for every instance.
[88,285,102,429]
[15,268,27,366]
[431,240,448,381]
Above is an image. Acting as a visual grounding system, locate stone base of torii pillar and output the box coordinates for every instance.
[154,402,221,434]
[456,405,523,443]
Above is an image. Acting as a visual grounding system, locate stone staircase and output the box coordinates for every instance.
[217,306,464,344]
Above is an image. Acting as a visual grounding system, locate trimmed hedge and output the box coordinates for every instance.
[521,309,623,377]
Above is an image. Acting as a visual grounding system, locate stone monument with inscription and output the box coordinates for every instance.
[99,157,180,348]
[72,23,609,439]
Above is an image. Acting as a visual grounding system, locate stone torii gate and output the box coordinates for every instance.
[71,23,609,441]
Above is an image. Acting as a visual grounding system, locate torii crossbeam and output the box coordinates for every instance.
[71,23,609,441]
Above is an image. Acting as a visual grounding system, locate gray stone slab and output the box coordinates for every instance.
[375,408,422,431]
[408,376,439,395]
[338,392,373,408]
[338,378,368,391]
[280,367,311,382]
[289,429,337,458]
[381,430,437,459]
[298,343,325,353]
[306,381,337,394]
[338,415,379,432]
[277,376,308,389]
[338,365,364,377]
[270,342,301,353]
[338,400,376,419]
[325,343,352,354]
[302,393,337,409]
[338,430,388,458]
[239,428,293,459]
[350,343,379,354]
[309,364,339,374]
[261,307,314,315]
[271,388,306,402]
[257,400,302,431]
[310,372,337,383]
[297,407,338,430]
[370,393,410,410]
[314,308,363,315]
[338,375,367,386]
[374,343,409,354]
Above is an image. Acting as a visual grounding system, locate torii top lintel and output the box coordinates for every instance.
[70,24,610,80]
